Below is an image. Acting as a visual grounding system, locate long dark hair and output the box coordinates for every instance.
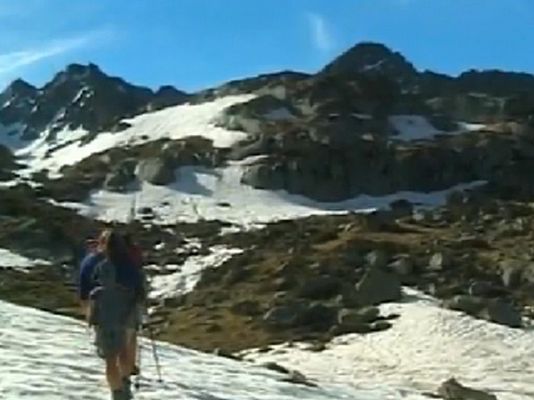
[100,229,131,267]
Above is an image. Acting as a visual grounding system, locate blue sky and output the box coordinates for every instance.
[0,0,533,92]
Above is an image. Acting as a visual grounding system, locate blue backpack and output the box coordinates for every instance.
[89,258,136,329]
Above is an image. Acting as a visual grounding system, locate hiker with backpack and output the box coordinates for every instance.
[123,232,147,376]
[79,229,145,400]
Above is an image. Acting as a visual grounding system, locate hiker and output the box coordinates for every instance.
[123,232,148,376]
[79,229,145,400]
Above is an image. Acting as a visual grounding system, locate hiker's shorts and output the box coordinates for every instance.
[94,309,137,359]
[95,327,127,359]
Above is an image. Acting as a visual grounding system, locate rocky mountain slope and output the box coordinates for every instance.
[1,41,534,399]
[0,63,189,142]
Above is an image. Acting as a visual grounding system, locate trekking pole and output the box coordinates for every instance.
[148,327,163,383]
[134,338,142,390]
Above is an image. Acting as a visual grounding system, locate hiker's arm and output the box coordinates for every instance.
[80,300,90,321]
[78,255,96,321]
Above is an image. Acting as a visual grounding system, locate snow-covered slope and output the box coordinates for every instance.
[8,94,255,178]
[388,116,443,141]
[0,248,50,271]
[149,245,243,300]
[388,116,485,141]
[57,159,485,228]
[0,299,430,399]
[243,288,533,400]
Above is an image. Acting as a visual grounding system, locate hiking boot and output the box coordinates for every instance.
[111,389,128,400]
[122,376,133,399]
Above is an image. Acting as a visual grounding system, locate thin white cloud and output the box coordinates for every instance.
[306,12,336,54]
[0,29,113,85]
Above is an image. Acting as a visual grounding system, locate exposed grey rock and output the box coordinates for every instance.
[389,255,414,276]
[467,281,505,298]
[365,249,389,270]
[355,267,402,305]
[103,158,136,191]
[337,306,380,327]
[499,259,523,289]
[438,378,497,400]
[298,276,341,300]
[445,295,522,328]
[444,295,487,316]
[429,252,450,271]
[299,303,338,330]
[262,301,308,328]
[483,299,522,328]
[135,157,176,185]
[389,199,414,218]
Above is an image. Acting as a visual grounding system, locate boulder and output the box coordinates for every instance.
[483,299,522,328]
[299,304,338,331]
[499,259,523,289]
[445,295,522,328]
[365,249,389,270]
[263,301,308,328]
[135,157,176,185]
[389,199,414,218]
[241,163,285,190]
[369,320,392,332]
[103,158,137,191]
[388,255,414,276]
[428,252,450,271]
[438,378,497,400]
[355,267,402,305]
[298,276,341,300]
[467,281,506,298]
[444,295,486,316]
[337,307,380,329]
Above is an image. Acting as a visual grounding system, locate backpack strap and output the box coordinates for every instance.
[92,257,116,288]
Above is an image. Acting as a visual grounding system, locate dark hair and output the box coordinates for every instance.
[103,229,131,267]
[123,232,133,246]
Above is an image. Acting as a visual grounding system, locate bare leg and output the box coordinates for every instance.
[119,331,136,377]
[105,356,123,391]
[129,333,138,374]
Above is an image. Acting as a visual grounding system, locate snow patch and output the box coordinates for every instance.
[5,94,255,178]
[351,113,373,120]
[56,161,486,228]
[0,299,394,399]
[388,115,444,141]
[243,288,533,400]
[389,116,488,141]
[458,122,487,131]
[149,245,243,300]
[0,248,50,270]
[361,59,386,72]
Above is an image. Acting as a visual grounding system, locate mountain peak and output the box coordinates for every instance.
[64,62,103,78]
[321,41,418,82]
[1,78,37,100]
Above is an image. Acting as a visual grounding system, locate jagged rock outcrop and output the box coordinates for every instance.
[0,63,189,141]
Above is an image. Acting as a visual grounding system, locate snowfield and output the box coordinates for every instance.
[0,288,531,399]
[5,94,255,178]
[242,288,533,400]
[0,299,431,400]
[149,245,244,300]
[388,115,485,141]
[56,160,486,228]
[0,248,50,271]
